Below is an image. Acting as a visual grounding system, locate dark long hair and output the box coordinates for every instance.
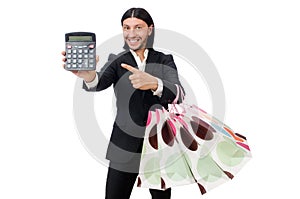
[121,8,155,50]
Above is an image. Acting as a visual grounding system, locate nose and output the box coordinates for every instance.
[124,28,137,37]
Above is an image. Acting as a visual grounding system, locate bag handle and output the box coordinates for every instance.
[172,84,185,104]
[169,84,186,115]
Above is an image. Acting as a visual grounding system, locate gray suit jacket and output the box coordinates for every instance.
[83,48,183,164]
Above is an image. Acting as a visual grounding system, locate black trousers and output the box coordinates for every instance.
[105,163,171,199]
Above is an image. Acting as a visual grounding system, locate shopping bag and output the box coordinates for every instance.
[137,85,251,194]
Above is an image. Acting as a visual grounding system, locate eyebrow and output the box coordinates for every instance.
[123,23,145,26]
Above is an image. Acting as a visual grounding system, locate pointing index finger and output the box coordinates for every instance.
[121,63,139,73]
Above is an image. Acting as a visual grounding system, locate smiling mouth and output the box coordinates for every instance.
[127,38,140,44]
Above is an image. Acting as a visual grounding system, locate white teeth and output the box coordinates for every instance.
[129,39,139,42]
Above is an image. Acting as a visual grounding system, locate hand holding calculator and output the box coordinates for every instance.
[64,32,96,71]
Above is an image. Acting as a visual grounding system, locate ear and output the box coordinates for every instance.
[148,25,153,36]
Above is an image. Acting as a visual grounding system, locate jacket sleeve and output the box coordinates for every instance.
[159,54,185,105]
[82,53,118,92]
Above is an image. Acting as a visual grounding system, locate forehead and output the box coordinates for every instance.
[122,17,148,26]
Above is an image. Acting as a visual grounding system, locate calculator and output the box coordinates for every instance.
[65,32,96,70]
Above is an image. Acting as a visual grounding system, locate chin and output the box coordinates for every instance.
[128,46,137,50]
[127,43,142,51]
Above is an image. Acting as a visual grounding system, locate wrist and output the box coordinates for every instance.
[151,78,158,91]
[151,78,163,97]
[85,72,96,83]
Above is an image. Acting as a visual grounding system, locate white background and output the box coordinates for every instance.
[1,0,299,198]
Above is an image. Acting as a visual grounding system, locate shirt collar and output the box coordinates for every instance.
[129,49,149,63]
[129,49,149,71]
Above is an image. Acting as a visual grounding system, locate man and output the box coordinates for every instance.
[62,7,183,199]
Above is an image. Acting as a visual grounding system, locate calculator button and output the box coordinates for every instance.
[67,59,71,63]
[89,64,94,68]
[89,44,94,48]
[89,59,94,63]
[67,49,72,53]
[67,54,72,58]
[78,54,83,58]
[72,59,77,63]
[72,64,77,68]
[89,49,94,53]
[78,64,82,68]
[84,54,88,58]
[67,45,72,49]
[72,49,77,53]
[67,64,71,68]
[72,54,77,58]
[89,54,94,58]
[78,59,83,63]
[78,49,83,53]
[83,60,88,66]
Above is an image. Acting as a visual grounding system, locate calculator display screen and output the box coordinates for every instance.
[68,36,93,42]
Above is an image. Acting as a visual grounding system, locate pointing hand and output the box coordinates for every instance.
[121,63,158,91]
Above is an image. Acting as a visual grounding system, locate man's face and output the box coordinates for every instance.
[122,17,153,51]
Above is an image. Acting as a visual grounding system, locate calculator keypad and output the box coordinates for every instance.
[65,42,96,70]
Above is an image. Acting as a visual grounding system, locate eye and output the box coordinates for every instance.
[136,26,142,30]
[123,26,130,31]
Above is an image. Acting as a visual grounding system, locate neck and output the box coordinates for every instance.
[134,48,146,61]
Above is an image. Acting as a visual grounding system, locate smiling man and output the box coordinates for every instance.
[62,7,183,199]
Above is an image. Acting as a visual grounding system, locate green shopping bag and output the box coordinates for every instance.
[137,85,251,194]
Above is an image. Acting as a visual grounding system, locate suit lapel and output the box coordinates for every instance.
[145,49,159,74]
[123,51,138,68]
